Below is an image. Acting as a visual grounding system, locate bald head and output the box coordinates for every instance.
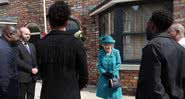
[168,23,185,41]
[2,25,20,44]
[2,25,17,36]
[20,27,31,42]
[20,27,30,33]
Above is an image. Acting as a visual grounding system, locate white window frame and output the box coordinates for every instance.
[0,0,9,5]
[0,22,17,25]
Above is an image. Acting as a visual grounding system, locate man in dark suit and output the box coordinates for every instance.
[0,25,21,99]
[15,27,38,99]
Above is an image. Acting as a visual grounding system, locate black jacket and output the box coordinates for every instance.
[0,38,19,99]
[136,32,185,99]
[36,30,88,99]
[15,42,37,83]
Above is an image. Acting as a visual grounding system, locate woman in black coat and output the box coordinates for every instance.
[36,1,88,99]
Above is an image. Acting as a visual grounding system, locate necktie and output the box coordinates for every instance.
[24,43,31,54]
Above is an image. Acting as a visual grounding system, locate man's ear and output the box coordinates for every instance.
[2,32,12,41]
[3,32,11,38]
[6,32,13,38]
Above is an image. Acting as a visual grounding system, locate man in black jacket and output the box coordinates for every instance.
[136,10,185,99]
[36,1,88,99]
[0,25,20,99]
[15,27,38,99]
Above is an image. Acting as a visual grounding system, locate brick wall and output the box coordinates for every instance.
[0,0,100,85]
[121,70,139,95]
[0,0,139,96]
[0,0,44,31]
[173,0,185,27]
[2,0,185,96]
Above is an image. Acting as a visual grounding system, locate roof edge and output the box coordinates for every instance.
[0,0,9,6]
[89,0,140,16]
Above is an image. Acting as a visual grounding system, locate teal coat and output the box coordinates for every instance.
[96,48,122,99]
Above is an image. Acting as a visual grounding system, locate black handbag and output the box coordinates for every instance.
[108,78,122,88]
[108,64,122,88]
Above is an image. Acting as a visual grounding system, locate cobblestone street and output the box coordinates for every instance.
[34,82,135,99]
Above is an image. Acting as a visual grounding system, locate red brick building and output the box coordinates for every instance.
[0,0,100,86]
[89,0,185,95]
[0,0,185,95]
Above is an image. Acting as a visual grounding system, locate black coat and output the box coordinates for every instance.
[136,32,185,99]
[14,42,38,83]
[36,30,88,99]
[0,38,19,99]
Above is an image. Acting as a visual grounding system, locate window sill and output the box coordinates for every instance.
[0,0,9,6]
[120,64,140,70]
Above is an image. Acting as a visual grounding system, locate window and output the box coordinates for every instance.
[99,11,114,35]
[0,0,9,5]
[123,2,172,63]
[123,34,147,63]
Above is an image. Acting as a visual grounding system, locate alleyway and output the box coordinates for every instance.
[34,82,135,99]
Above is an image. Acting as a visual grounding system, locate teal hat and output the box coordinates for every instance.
[101,35,115,44]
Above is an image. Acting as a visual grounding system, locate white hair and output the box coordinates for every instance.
[169,23,185,37]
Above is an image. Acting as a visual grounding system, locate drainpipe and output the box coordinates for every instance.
[43,0,47,34]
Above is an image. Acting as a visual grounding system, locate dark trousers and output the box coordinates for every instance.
[19,81,36,99]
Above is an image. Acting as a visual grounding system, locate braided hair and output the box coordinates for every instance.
[47,1,71,28]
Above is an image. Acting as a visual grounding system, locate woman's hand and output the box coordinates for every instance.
[102,72,113,78]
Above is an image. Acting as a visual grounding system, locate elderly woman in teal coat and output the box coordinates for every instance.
[96,35,122,99]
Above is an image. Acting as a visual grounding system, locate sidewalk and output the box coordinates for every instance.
[35,82,135,99]
[81,85,135,99]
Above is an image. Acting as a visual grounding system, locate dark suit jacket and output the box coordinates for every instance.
[136,33,185,99]
[15,42,37,83]
[0,38,19,99]
[36,30,88,99]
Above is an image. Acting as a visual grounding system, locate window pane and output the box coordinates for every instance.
[110,11,114,34]
[123,3,168,33]
[122,2,171,63]
[99,11,114,35]
[0,0,9,5]
[123,35,147,61]
[99,13,109,34]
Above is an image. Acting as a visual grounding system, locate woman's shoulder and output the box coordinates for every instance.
[98,50,106,57]
[112,48,120,53]
[99,49,105,54]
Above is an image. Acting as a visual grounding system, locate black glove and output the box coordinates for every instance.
[102,72,113,78]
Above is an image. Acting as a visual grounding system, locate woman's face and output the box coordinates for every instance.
[169,29,178,40]
[102,44,113,53]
